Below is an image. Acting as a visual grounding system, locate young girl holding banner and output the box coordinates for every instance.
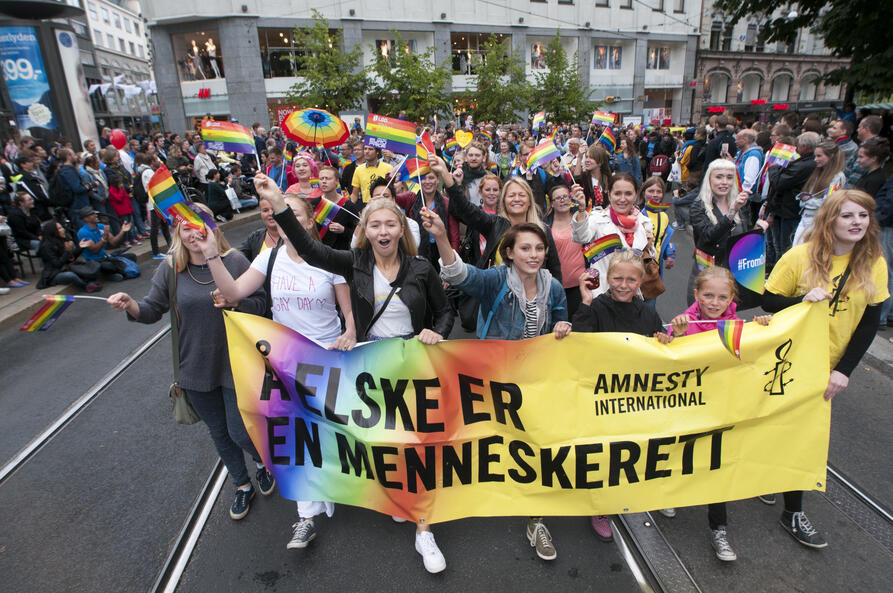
[196,194,356,552]
[664,267,771,562]
[419,192,569,563]
[252,171,454,574]
[762,189,888,549]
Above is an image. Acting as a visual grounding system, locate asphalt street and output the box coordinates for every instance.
[1,216,891,593]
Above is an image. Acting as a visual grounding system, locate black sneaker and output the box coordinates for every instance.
[230,486,255,520]
[779,511,827,548]
[256,467,276,496]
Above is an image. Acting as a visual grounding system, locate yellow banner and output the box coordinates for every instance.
[225,303,831,524]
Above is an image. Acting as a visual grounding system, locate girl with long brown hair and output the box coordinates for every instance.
[793,141,846,245]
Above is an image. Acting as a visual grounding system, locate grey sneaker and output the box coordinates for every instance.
[758,493,777,505]
[780,511,827,548]
[711,528,737,561]
[286,518,317,549]
[526,518,557,560]
[659,508,677,518]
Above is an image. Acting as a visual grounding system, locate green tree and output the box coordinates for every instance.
[715,0,893,96]
[469,35,532,123]
[368,32,452,122]
[285,10,368,112]
[531,32,594,124]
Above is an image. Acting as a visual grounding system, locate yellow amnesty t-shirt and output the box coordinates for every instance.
[352,161,393,203]
[765,243,889,368]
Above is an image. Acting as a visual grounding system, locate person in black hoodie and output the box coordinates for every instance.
[254,170,453,574]
[703,115,737,170]
[205,168,233,221]
[765,132,818,265]
[16,154,52,220]
[7,191,42,251]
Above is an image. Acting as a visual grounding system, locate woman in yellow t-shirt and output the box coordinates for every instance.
[762,189,888,550]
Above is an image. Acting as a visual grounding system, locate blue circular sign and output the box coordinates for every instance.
[59,32,73,48]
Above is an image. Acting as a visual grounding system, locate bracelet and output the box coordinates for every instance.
[205,253,220,263]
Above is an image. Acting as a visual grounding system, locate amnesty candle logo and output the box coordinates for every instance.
[763,339,794,396]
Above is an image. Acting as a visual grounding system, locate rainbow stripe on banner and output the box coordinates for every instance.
[526,139,562,170]
[532,110,545,130]
[765,143,797,168]
[598,127,616,152]
[201,120,257,154]
[582,234,622,265]
[592,110,615,125]
[365,113,417,155]
[717,319,744,359]
[695,248,715,271]
[646,198,670,211]
[147,165,205,229]
[20,295,74,332]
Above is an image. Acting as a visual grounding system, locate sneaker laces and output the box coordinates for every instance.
[533,521,553,548]
[794,512,817,536]
[292,520,312,539]
[417,531,439,555]
[713,529,732,553]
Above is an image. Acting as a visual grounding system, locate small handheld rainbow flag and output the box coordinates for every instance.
[20,295,75,332]
[765,143,797,168]
[147,165,205,230]
[488,162,498,174]
[396,157,431,181]
[646,197,670,211]
[598,127,616,152]
[444,137,459,154]
[365,113,417,155]
[716,318,744,359]
[479,130,492,144]
[526,139,562,170]
[734,168,743,193]
[582,234,623,265]
[313,196,348,238]
[591,110,615,125]
[532,110,545,131]
[694,248,715,271]
[418,130,435,160]
[201,120,257,155]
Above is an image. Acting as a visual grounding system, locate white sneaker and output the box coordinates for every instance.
[0,287,9,295]
[391,515,407,523]
[711,528,737,561]
[415,531,446,573]
[659,508,677,518]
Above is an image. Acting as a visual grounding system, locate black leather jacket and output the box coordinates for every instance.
[274,208,454,341]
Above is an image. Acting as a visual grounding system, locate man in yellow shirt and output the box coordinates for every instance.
[351,146,393,203]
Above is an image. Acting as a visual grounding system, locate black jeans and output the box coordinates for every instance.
[185,386,260,488]
[149,210,171,255]
[708,502,727,530]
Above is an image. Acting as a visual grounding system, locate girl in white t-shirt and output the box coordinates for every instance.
[199,194,355,552]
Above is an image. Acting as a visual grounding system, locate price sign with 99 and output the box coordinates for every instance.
[2,58,39,82]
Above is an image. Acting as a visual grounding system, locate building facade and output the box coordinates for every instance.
[141,1,703,132]
[693,1,849,122]
[82,0,157,132]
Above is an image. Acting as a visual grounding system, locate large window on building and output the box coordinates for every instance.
[375,38,417,68]
[171,30,224,82]
[737,72,762,103]
[450,32,508,75]
[593,45,622,70]
[646,47,670,70]
[257,28,315,79]
[770,74,792,102]
[705,72,729,104]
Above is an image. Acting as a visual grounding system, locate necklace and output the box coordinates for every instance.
[186,262,215,285]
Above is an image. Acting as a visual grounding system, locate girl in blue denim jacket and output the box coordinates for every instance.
[421,210,571,562]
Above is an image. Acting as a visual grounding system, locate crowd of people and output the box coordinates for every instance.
[4,106,890,574]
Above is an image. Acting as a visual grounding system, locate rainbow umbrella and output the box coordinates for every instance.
[282,108,349,148]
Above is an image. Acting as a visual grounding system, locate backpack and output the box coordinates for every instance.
[650,154,670,177]
[133,168,149,205]
[49,172,73,208]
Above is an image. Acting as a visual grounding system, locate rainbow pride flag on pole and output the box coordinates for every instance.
[532,110,545,131]
[20,295,75,332]
[695,248,715,271]
[147,165,205,230]
[717,319,744,359]
[526,139,562,170]
[765,143,798,168]
[582,234,623,265]
[591,110,615,125]
[598,126,616,152]
[201,120,257,155]
[365,113,417,155]
[313,196,349,238]
[396,157,430,182]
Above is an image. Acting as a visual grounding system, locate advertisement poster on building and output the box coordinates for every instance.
[55,29,97,147]
[0,26,58,134]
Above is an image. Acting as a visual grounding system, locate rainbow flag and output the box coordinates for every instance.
[592,110,615,125]
[444,138,459,154]
[396,157,431,181]
[598,127,616,152]
[734,168,743,193]
[532,110,545,130]
[479,130,492,144]
[147,165,205,230]
[765,143,797,168]
[526,139,562,170]
[201,120,256,155]
[695,248,715,271]
[20,295,75,332]
[646,197,670,211]
[488,162,498,174]
[582,234,623,265]
[716,319,744,359]
[405,181,420,194]
[418,130,435,159]
[365,113,417,155]
[313,196,345,238]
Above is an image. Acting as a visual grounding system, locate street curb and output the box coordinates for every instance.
[0,212,260,332]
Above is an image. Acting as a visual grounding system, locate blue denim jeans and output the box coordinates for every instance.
[53,270,87,288]
[184,386,260,488]
[881,226,893,323]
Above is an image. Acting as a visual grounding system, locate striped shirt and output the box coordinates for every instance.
[522,298,539,338]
